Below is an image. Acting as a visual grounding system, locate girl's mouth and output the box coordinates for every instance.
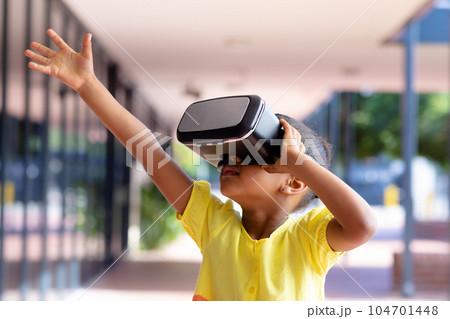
[221,165,239,177]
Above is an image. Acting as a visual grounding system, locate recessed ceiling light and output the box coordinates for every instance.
[341,67,360,77]
[225,37,252,52]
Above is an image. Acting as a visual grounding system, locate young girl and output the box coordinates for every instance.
[25,29,377,301]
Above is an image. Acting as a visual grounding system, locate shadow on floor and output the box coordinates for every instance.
[326,266,392,299]
[89,260,201,292]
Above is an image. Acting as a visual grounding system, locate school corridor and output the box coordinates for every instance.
[1,0,449,301]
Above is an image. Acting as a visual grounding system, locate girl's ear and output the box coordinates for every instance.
[280,177,308,195]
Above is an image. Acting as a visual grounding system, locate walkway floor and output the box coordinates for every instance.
[70,206,450,301]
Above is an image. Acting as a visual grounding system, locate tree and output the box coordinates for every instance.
[352,92,449,168]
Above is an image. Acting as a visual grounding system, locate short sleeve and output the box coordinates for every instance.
[176,180,234,252]
[299,206,344,275]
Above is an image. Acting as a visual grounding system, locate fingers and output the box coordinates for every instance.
[29,41,56,58]
[47,28,71,51]
[278,119,305,159]
[279,119,298,143]
[25,45,52,75]
[279,119,289,132]
[27,61,51,75]
[81,33,93,59]
[24,49,50,66]
[280,119,295,138]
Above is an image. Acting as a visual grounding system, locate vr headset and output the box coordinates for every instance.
[177,95,284,167]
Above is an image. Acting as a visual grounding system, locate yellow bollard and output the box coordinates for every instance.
[384,184,399,207]
[0,180,15,204]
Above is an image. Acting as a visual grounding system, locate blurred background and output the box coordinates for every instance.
[0,0,449,300]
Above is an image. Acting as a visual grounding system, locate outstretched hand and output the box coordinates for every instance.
[25,29,94,92]
[263,119,307,174]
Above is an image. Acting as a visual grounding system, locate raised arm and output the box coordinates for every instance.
[265,119,377,252]
[25,29,193,213]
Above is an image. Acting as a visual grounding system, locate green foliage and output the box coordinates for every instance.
[139,182,184,249]
[417,93,450,167]
[352,92,450,167]
[171,141,200,177]
[172,140,220,182]
[353,93,401,159]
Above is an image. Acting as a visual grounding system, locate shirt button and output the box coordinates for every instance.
[249,287,255,293]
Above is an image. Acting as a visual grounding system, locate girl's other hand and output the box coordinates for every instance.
[25,29,94,92]
[264,119,307,174]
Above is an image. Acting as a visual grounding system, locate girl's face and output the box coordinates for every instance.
[218,157,288,204]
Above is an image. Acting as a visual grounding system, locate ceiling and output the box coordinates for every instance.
[62,0,449,131]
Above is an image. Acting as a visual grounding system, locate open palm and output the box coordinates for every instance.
[25,29,94,92]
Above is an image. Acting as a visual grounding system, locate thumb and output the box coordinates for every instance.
[81,33,93,59]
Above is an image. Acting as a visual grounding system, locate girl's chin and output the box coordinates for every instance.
[219,185,238,199]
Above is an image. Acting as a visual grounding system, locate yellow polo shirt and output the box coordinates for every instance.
[176,180,343,301]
